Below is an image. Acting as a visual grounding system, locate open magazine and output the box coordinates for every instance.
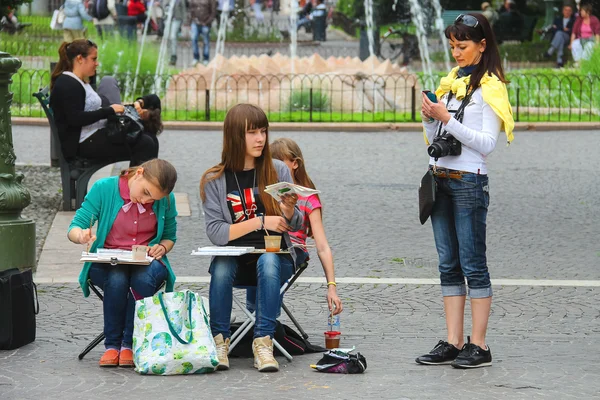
[264,182,321,201]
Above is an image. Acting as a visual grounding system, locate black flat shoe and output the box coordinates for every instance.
[451,336,492,369]
[415,340,460,365]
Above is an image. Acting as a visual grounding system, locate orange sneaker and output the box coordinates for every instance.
[99,349,119,367]
[119,349,134,368]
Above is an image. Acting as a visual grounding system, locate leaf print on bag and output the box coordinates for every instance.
[172,291,185,303]
[152,295,161,305]
[168,310,183,334]
[151,363,167,375]
[134,338,150,363]
[144,323,153,337]
[137,362,150,375]
[184,316,196,330]
[173,350,189,360]
[136,304,147,319]
[185,330,194,344]
[181,362,194,374]
[151,332,173,356]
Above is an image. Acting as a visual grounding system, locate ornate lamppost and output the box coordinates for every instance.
[0,52,36,272]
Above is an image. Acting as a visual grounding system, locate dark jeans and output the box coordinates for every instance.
[430,171,492,299]
[89,260,167,349]
[209,253,294,339]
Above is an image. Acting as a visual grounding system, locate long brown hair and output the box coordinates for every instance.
[200,104,280,215]
[142,108,164,136]
[51,39,98,90]
[122,158,178,196]
[444,13,508,90]
[271,138,320,236]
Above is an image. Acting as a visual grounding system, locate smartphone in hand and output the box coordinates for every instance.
[422,90,438,103]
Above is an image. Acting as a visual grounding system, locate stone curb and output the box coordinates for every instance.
[11,117,600,132]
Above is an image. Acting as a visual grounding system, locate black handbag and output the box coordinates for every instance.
[0,268,39,350]
[106,105,144,145]
[418,169,436,225]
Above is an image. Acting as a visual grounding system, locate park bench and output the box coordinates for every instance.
[33,87,129,211]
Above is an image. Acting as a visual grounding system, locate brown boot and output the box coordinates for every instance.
[213,334,230,371]
[252,336,279,372]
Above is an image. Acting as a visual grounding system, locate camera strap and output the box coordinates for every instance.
[434,85,473,138]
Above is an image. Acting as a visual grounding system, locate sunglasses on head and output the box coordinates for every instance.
[66,39,96,51]
[455,14,479,28]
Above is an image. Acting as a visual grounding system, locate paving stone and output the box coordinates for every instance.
[1,283,599,399]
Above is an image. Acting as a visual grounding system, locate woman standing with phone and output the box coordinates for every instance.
[417,13,514,369]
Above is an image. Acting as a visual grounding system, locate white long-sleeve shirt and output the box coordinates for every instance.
[423,87,501,174]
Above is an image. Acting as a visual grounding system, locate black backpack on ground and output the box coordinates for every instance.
[0,268,39,350]
[89,0,111,20]
[228,321,326,358]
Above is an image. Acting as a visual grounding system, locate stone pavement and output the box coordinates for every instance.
[13,126,600,281]
[1,283,599,399]
[4,126,600,399]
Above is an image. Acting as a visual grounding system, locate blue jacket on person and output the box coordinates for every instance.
[551,14,576,37]
[63,0,92,30]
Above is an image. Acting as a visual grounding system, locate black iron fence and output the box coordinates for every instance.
[11,69,600,123]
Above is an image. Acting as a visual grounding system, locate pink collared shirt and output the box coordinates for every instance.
[104,176,157,250]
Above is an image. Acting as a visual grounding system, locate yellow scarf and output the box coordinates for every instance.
[424,66,515,145]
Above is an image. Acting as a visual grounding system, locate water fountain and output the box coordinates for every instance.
[430,0,451,71]
[163,0,421,116]
[406,0,434,85]
[364,0,376,72]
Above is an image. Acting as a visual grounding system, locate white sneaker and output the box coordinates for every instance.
[192,59,200,66]
[213,334,230,371]
[202,59,209,66]
[252,335,279,372]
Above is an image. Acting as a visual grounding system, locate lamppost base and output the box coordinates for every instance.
[0,218,36,272]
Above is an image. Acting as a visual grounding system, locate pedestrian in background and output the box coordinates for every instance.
[189,0,217,65]
[480,2,498,26]
[164,0,187,65]
[89,0,117,39]
[62,0,93,42]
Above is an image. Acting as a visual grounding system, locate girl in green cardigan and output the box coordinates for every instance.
[68,158,178,368]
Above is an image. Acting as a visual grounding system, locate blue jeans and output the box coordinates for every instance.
[191,23,210,62]
[245,249,308,316]
[209,253,294,339]
[89,260,168,349]
[430,170,492,299]
[168,18,182,58]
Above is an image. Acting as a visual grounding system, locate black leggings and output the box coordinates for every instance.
[78,129,159,167]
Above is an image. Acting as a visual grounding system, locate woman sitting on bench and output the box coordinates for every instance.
[50,39,158,167]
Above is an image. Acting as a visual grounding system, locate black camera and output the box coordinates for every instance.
[427,133,462,158]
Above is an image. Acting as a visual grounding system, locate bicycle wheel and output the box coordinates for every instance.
[379,32,405,61]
